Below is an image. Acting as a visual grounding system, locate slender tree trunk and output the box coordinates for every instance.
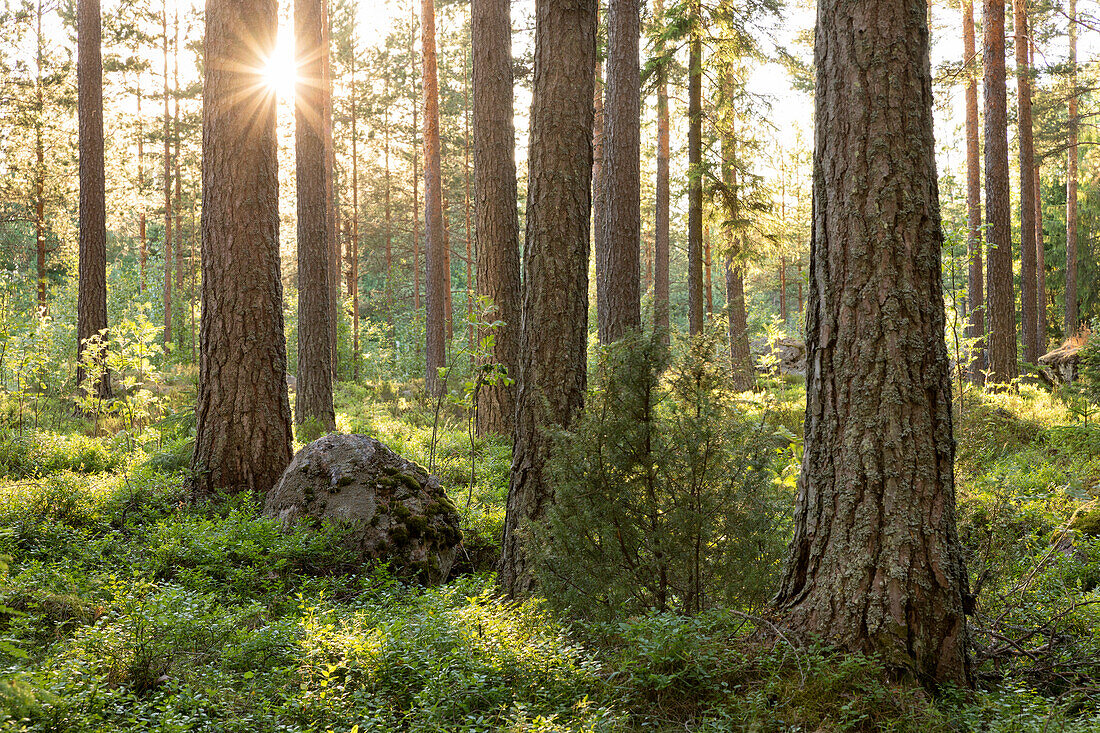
[779,256,788,321]
[77,0,111,398]
[597,0,641,343]
[1065,0,1078,337]
[443,191,453,340]
[463,47,474,355]
[773,0,971,686]
[983,0,1016,383]
[34,1,47,315]
[173,9,185,314]
[295,0,335,433]
[473,0,522,435]
[411,7,421,317]
[422,0,446,395]
[162,5,173,348]
[1034,159,1047,353]
[500,0,596,597]
[1014,0,1037,366]
[722,84,752,391]
[137,76,147,294]
[190,202,196,359]
[384,83,393,327]
[963,0,984,384]
[687,8,704,335]
[322,0,338,379]
[192,0,293,498]
[350,40,360,381]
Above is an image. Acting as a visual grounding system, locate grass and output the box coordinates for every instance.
[0,377,1094,731]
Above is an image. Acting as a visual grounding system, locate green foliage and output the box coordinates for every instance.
[534,332,787,620]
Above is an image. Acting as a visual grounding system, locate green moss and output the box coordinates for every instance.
[392,503,411,521]
[336,475,354,487]
[388,524,409,546]
[1070,505,1100,536]
[406,515,428,537]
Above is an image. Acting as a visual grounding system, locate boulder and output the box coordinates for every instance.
[264,434,462,584]
[751,336,807,376]
[1039,330,1089,385]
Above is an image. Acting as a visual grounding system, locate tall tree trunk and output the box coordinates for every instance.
[705,225,713,315]
[322,0,338,379]
[384,81,394,327]
[983,0,1016,384]
[687,7,704,335]
[1065,0,1078,337]
[500,0,596,597]
[411,7,421,317]
[1014,0,1037,367]
[173,9,185,314]
[350,39,360,381]
[443,192,453,340]
[473,0,521,436]
[597,0,641,343]
[779,257,787,321]
[592,13,605,333]
[34,1,47,315]
[773,0,971,686]
[722,83,752,391]
[463,47,474,356]
[295,0,335,434]
[655,22,669,343]
[190,203,196,359]
[963,0,984,384]
[137,76,147,294]
[422,0,446,395]
[193,0,293,498]
[1034,160,1047,352]
[162,5,173,348]
[77,0,111,398]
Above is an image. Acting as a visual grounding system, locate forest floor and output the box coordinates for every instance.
[0,376,1097,731]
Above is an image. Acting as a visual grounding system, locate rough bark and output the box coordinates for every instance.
[1065,0,1078,337]
[499,0,595,597]
[192,0,293,498]
[295,0,335,433]
[597,0,641,343]
[1014,0,1037,367]
[773,0,971,687]
[322,0,338,379]
[687,11,704,335]
[1034,160,1047,352]
[473,0,521,436]
[77,0,111,398]
[422,0,446,395]
[350,45,361,381]
[983,0,1016,384]
[963,0,984,384]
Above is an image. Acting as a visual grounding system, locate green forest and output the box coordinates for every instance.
[0,0,1099,728]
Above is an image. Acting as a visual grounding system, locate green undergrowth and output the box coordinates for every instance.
[0,377,1095,730]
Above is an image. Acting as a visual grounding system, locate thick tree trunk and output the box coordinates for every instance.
[295,0,336,433]
[597,0,641,343]
[773,0,971,687]
[983,0,1016,384]
[322,0,338,379]
[500,0,595,597]
[1065,0,1078,337]
[192,0,293,498]
[687,11,704,335]
[473,0,521,436]
[77,0,111,399]
[162,5,173,348]
[1014,0,1037,367]
[592,16,605,334]
[963,0,984,384]
[422,0,446,395]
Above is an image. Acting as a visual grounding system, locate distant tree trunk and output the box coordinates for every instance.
[189,203,196,359]
[173,9,185,316]
[722,90,752,391]
[162,5,173,348]
[443,192,453,340]
[983,0,1016,384]
[597,0,641,343]
[1014,0,1037,367]
[77,0,111,399]
[384,82,393,326]
[350,42,360,381]
[295,0,335,433]
[410,8,421,317]
[422,0,446,395]
[137,76,147,295]
[34,2,47,315]
[472,0,521,436]
[500,0,596,598]
[773,0,971,686]
[1034,159,1047,352]
[1065,0,1078,337]
[655,38,670,343]
[656,50,671,330]
[687,9,704,335]
[779,257,788,321]
[463,48,474,355]
[705,226,713,315]
[192,0,293,498]
[963,0,984,384]
[322,0,338,379]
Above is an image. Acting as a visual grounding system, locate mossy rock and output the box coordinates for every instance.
[264,434,463,584]
[1070,504,1100,536]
